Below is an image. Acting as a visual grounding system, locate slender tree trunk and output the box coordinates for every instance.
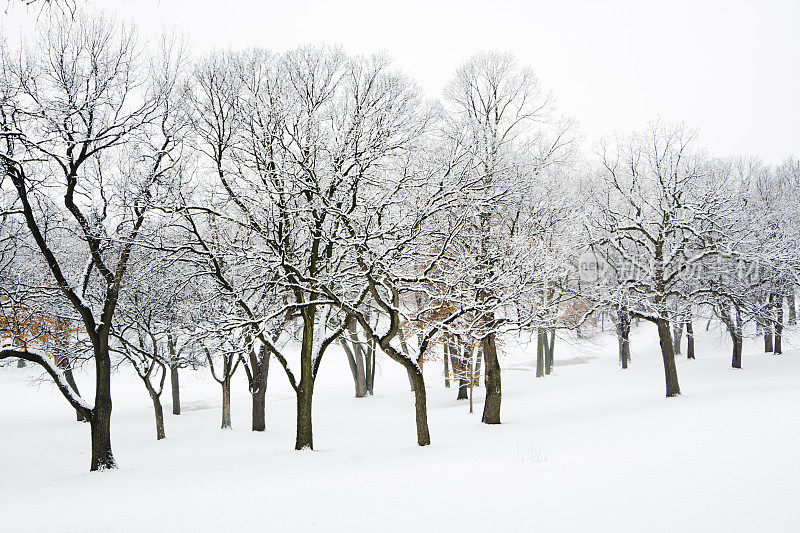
[348,321,367,398]
[364,340,374,395]
[481,333,501,424]
[656,318,681,397]
[536,328,545,377]
[764,296,774,353]
[686,309,695,360]
[468,358,474,414]
[616,309,631,369]
[64,366,88,422]
[672,322,683,355]
[545,328,555,375]
[474,346,482,386]
[775,294,783,354]
[170,364,181,415]
[731,330,743,369]
[788,288,797,326]
[443,344,451,388]
[149,389,165,440]
[221,375,232,429]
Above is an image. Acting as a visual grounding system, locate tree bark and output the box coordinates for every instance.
[536,328,545,378]
[149,389,166,440]
[221,375,232,429]
[443,344,451,388]
[788,288,797,326]
[89,350,116,471]
[686,309,695,360]
[545,328,555,375]
[252,351,269,432]
[774,294,783,355]
[656,318,681,397]
[481,333,501,424]
[364,339,375,395]
[407,365,431,446]
[672,322,683,355]
[295,384,314,450]
[731,329,743,369]
[616,308,631,369]
[170,363,181,416]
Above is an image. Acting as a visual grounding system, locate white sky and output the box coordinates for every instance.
[3,0,799,163]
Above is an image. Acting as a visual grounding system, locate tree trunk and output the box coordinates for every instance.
[775,294,783,354]
[536,328,545,377]
[788,288,797,326]
[731,329,743,369]
[764,296,774,353]
[616,309,631,369]
[64,366,88,422]
[481,333,501,425]
[170,363,181,416]
[221,375,232,429]
[252,351,269,432]
[545,328,555,375]
[364,339,375,395]
[656,318,681,397]
[149,390,166,440]
[686,309,695,360]
[474,346,482,386]
[764,326,773,353]
[89,351,116,471]
[672,322,683,355]
[407,364,431,446]
[295,384,314,450]
[443,344,451,388]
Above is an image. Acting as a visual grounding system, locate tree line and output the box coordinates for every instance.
[1,13,798,472]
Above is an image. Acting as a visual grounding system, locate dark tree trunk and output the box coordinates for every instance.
[252,351,269,432]
[686,309,695,360]
[672,322,683,355]
[731,331,743,369]
[221,375,232,429]
[457,376,469,400]
[364,339,375,395]
[481,333,501,425]
[616,308,631,369]
[170,364,181,416]
[64,366,88,422]
[443,344,451,388]
[656,318,681,397]
[764,326,773,353]
[535,328,545,378]
[788,288,797,326]
[89,351,116,471]
[407,364,431,446]
[775,294,783,354]
[295,384,314,450]
[764,296,774,353]
[149,390,166,440]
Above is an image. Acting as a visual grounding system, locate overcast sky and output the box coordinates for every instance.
[4,0,799,163]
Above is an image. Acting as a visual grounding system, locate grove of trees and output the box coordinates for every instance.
[2,12,798,472]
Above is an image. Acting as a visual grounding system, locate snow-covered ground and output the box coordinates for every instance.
[2,322,799,532]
